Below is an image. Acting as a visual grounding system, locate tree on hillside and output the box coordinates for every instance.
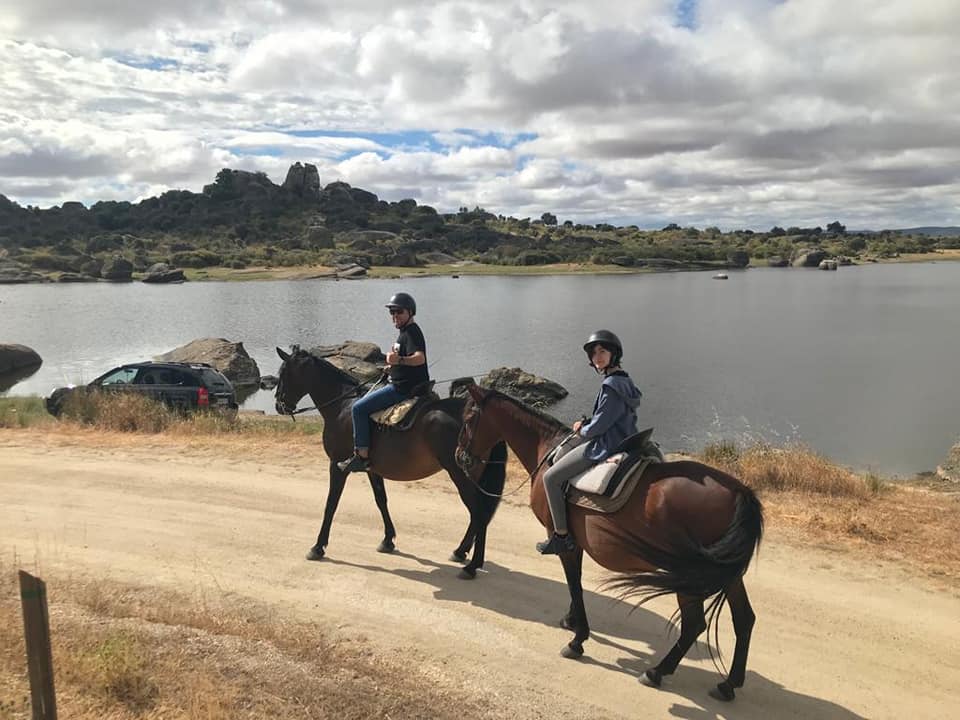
[826,220,846,234]
[541,212,558,226]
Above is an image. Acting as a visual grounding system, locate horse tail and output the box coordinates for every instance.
[478,441,508,520]
[603,486,764,604]
[603,486,763,674]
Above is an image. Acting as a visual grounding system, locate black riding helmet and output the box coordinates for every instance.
[583,329,623,368]
[385,292,416,315]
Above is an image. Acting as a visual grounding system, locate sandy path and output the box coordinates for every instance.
[1,434,958,719]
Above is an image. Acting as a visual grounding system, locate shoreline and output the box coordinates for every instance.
[2,250,959,285]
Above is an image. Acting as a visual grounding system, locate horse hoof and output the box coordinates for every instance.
[641,669,663,688]
[376,540,396,554]
[561,643,583,659]
[305,546,325,561]
[449,550,468,563]
[457,567,477,580]
[709,682,735,702]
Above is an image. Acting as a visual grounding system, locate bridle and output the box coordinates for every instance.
[456,388,578,498]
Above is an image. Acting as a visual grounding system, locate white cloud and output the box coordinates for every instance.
[0,1,958,228]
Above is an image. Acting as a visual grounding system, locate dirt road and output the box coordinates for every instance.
[2,431,958,719]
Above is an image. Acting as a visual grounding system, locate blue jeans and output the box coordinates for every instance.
[351,384,406,450]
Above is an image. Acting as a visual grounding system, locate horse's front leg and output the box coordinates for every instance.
[450,527,475,564]
[558,548,590,658]
[307,462,348,561]
[367,472,397,554]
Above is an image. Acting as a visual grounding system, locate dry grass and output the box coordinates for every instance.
[0,566,491,720]
[696,441,960,586]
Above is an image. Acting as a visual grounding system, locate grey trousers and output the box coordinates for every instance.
[542,443,597,535]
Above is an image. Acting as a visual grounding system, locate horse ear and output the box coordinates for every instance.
[276,347,291,362]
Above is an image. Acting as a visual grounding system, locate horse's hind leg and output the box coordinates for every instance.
[367,472,397,553]
[709,577,755,702]
[307,462,348,561]
[643,594,706,689]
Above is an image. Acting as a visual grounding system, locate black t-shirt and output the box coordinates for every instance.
[389,322,429,396]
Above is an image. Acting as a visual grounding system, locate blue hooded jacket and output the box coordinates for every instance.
[579,370,643,461]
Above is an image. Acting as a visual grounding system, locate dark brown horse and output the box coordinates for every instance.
[274,347,507,578]
[457,384,764,701]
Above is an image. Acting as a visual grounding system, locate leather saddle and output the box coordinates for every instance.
[370,381,438,431]
[551,428,663,500]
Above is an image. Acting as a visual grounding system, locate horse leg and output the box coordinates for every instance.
[709,577,755,702]
[450,527,475,564]
[307,462,348,561]
[367,472,397,554]
[454,441,506,573]
[642,594,706,690]
[558,548,589,658]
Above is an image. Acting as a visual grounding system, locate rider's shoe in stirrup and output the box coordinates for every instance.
[337,453,369,474]
[536,532,577,555]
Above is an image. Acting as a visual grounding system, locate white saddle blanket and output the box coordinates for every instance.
[569,453,630,498]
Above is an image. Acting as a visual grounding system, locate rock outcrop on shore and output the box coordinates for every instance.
[308,341,386,382]
[479,367,568,407]
[156,338,260,387]
[936,440,960,483]
[0,343,42,374]
[142,263,186,283]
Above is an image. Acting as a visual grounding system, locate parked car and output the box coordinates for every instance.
[45,361,239,417]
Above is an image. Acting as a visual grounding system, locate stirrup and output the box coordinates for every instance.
[337,453,369,474]
[536,533,577,555]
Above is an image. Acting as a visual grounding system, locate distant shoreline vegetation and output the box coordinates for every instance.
[2,163,959,283]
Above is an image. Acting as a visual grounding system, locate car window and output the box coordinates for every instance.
[99,367,139,385]
[199,369,231,388]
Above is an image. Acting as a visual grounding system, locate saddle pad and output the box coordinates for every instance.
[568,454,627,495]
[569,458,654,514]
[370,397,418,426]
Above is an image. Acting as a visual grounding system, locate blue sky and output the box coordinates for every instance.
[1,0,959,230]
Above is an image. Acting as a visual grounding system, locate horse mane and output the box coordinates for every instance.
[485,387,569,439]
[299,350,360,387]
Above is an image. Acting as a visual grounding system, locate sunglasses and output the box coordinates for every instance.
[388,308,407,315]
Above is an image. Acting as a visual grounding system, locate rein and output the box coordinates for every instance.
[456,393,578,499]
[283,373,386,419]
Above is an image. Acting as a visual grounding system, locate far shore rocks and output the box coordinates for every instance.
[793,249,828,267]
[0,343,43,374]
[142,263,186,284]
[155,338,260,387]
[480,367,568,407]
[101,255,134,281]
[0,262,47,284]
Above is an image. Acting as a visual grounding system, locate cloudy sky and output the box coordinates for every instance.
[2,0,958,229]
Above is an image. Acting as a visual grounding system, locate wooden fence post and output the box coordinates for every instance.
[18,571,57,720]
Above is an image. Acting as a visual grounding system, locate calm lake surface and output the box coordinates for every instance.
[3,263,959,476]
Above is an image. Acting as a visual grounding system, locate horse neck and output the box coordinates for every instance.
[487,397,566,475]
[306,365,359,420]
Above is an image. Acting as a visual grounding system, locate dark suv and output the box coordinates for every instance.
[45,362,239,417]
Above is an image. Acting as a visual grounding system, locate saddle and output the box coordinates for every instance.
[370,381,438,431]
[557,429,664,514]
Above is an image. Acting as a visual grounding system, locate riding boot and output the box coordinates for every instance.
[337,452,369,474]
[536,532,577,554]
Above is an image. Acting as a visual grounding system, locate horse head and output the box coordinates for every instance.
[274,346,309,415]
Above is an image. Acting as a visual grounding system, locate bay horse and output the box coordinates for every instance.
[457,384,764,701]
[274,347,507,579]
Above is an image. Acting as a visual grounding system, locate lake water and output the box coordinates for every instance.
[2,263,959,476]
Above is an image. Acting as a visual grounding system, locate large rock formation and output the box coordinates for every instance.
[0,262,46,284]
[793,249,827,267]
[155,338,260,387]
[0,343,42,374]
[308,341,385,382]
[480,367,568,407]
[282,162,321,200]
